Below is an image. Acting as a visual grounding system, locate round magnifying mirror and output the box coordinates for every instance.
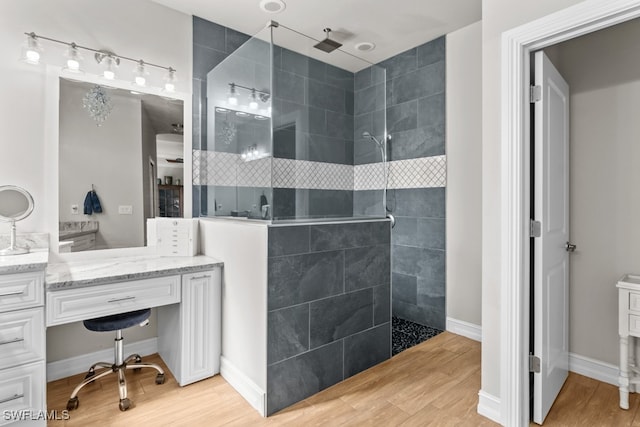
[0,185,35,256]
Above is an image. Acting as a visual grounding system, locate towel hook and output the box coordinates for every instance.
[91,184,95,192]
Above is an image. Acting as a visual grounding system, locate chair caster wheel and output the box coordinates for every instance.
[155,373,165,385]
[119,398,131,411]
[133,356,142,372]
[84,370,95,380]
[66,397,79,411]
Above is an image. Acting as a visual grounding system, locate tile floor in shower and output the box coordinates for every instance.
[392,316,443,356]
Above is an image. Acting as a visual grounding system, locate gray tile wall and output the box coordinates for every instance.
[354,37,447,329]
[192,16,250,215]
[267,220,391,414]
[271,47,357,219]
[272,47,354,166]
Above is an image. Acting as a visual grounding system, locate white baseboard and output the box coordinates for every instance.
[473,354,616,427]
[220,356,266,416]
[477,390,502,425]
[46,337,158,382]
[569,352,618,386]
[446,317,482,342]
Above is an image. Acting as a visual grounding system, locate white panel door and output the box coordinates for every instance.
[533,50,570,425]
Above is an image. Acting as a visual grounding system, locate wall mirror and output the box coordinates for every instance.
[47,69,191,254]
[0,185,35,255]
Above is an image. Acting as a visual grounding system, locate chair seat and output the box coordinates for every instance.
[83,308,151,332]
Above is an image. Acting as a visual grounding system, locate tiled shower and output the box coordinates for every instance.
[192,15,446,413]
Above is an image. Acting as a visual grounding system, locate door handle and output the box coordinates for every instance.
[565,242,577,252]
[0,290,24,297]
[107,296,136,303]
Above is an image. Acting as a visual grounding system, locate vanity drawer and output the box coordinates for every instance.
[0,361,45,427]
[630,292,640,312]
[629,314,640,335]
[0,308,44,371]
[0,272,43,313]
[46,275,181,326]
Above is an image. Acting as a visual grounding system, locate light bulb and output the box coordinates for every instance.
[228,83,238,106]
[67,59,80,70]
[164,68,176,92]
[64,44,83,73]
[102,55,117,80]
[21,33,42,65]
[249,89,258,110]
[133,60,147,87]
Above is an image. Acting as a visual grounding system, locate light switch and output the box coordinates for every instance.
[118,205,133,215]
[71,204,79,214]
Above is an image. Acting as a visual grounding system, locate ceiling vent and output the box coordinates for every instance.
[259,0,286,13]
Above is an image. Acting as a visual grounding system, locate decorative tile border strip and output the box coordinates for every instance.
[271,158,353,190]
[354,155,447,190]
[193,150,446,190]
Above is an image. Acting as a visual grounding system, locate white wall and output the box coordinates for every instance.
[0,0,191,236]
[59,82,144,249]
[199,218,268,394]
[157,134,184,184]
[0,0,191,363]
[446,21,482,326]
[481,0,586,400]
[545,18,640,366]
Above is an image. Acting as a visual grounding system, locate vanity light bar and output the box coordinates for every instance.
[21,32,178,92]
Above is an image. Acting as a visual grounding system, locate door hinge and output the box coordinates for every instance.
[529,355,541,373]
[530,85,542,103]
[530,219,541,238]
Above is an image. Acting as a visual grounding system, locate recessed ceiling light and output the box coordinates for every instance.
[355,42,376,52]
[215,107,228,113]
[235,111,249,117]
[259,0,286,13]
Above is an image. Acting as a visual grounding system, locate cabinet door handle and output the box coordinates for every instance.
[0,394,24,404]
[0,290,24,297]
[189,275,211,281]
[107,296,136,303]
[0,338,24,346]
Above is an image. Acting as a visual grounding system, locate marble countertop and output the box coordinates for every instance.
[46,255,223,290]
[0,250,49,275]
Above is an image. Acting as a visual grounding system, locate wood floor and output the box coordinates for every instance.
[46,332,636,426]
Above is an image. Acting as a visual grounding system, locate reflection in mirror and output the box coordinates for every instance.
[212,107,272,219]
[58,78,184,252]
[0,185,35,255]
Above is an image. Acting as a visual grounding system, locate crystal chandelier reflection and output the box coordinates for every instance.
[82,85,113,125]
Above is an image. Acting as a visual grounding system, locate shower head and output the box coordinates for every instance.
[362,131,383,147]
[314,28,342,53]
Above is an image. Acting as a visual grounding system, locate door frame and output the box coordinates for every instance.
[500,1,640,425]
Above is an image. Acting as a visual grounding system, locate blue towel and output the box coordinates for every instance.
[90,191,102,213]
[83,190,103,215]
[84,192,93,215]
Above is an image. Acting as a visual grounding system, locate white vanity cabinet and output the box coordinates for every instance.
[158,269,221,386]
[45,256,223,390]
[0,270,46,427]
